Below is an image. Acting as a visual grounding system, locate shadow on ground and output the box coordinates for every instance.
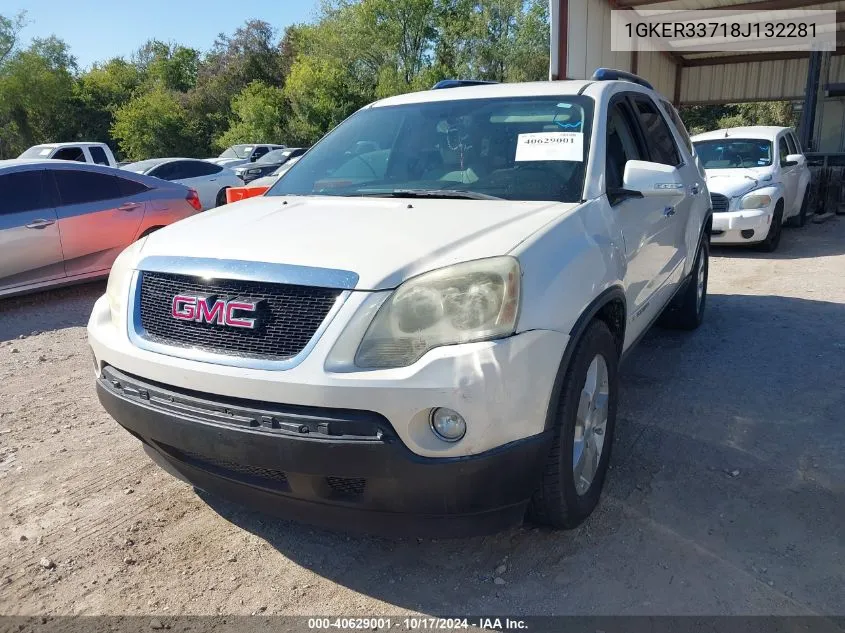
[0,281,104,342]
[199,292,845,615]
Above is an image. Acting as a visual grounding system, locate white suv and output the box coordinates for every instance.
[691,126,811,251]
[89,70,712,536]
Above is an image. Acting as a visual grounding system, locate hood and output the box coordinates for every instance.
[139,195,576,290]
[209,158,248,167]
[704,168,773,198]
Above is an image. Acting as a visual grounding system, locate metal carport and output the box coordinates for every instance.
[549,0,845,151]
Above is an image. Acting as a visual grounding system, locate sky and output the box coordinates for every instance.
[1,0,321,69]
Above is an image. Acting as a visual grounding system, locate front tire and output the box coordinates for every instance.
[757,202,783,252]
[786,191,808,228]
[215,188,229,207]
[659,237,708,331]
[528,320,619,529]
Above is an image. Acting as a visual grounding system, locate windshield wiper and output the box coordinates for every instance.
[376,189,502,200]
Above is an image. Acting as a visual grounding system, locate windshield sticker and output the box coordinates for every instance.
[39,148,51,156]
[515,132,583,162]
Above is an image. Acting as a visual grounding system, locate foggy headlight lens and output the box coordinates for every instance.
[107,238,146,325]
[740,193,772,210]
[355,257,520,369]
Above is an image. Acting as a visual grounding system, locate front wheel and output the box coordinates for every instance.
[528,320,619,529]
[215,188,229,207]
[757,203,783,252]
[786,191,808,228]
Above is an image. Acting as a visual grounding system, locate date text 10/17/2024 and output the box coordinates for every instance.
[307,617,530,630]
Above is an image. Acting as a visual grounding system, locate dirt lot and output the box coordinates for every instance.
[1,218,843,617]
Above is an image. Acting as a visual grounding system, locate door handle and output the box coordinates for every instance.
[119,202,139,211]
[690,184,700,195]
[663,206,676,217]
[26,219,55,229]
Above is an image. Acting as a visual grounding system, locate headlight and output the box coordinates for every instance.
[247,168,262,174]
[107,238,146,325]
[354,257,520,369]
[740,193,772,209]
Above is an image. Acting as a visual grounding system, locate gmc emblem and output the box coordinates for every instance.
[171,295,258,329]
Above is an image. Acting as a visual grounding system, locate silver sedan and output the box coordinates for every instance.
[0,159,202,298]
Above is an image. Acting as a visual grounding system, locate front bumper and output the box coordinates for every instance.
[710,208,773,244]
[97,365,552,536]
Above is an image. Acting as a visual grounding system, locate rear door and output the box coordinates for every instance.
[52,169,146,277]
[0,169,65,291]
[88,146,111,166]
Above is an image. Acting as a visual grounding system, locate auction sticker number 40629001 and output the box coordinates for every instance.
[514,132,584,162]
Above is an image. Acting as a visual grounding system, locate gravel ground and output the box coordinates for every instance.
[1,218,843,617]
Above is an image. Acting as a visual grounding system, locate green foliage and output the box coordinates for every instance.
[215,81,287,148]
[111,87,194,160]
[680,102,798,135]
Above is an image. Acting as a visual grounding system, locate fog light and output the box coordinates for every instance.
[429,407,466,442]
[741,229,755,239]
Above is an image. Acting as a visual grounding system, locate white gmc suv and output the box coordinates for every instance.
[89,70,712,537]
[691,126,811,252]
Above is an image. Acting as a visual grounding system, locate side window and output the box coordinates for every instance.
[791,132,803,154]
[117,177,149,197]
[252,147,269,160]
[291,148,307,158]
[660,100,693,155]
[88,146,110,165]
[632,97,681,166]
[52,147,86,162]
[778,137,790,166]
[0,171,51,214]
[151,162,181,181]
[606,102,646,192]
[181,161,220,178]
[53,170,121,206]
[784,133,797,155]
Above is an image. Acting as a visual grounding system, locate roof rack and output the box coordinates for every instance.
[590,68,653,91]
[432,79,499,90]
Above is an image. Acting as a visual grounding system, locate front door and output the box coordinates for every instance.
[606,100,675,343]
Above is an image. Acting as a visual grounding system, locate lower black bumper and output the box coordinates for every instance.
[96,366,552,537]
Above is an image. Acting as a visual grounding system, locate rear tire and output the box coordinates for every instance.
[528,320,619,529]
[215,188,229,207]
[757,202,783,252]
[658,237,708,331]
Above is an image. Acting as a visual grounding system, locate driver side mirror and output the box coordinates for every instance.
[621,160,685,197]
[784,154,804,167]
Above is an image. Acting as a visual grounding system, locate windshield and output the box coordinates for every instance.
[693,139,773,169]
[266,96,593,202]
[122,159,164,173]
[272,156,301,176]
[257,149,291,164]
[218,145,254,159]
[19,146,55,158]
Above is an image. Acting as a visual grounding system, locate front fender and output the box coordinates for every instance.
[511,198,625,336]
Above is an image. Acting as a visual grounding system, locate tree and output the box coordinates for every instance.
[111,87,194,160]
[216,81,287,148]
[73,58,143,149]
[134,40,199,92]
[0,11,26,64]
[0,37,77,156]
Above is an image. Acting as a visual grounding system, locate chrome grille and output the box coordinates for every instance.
[710,193,730,213]
[137,271,341,361]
